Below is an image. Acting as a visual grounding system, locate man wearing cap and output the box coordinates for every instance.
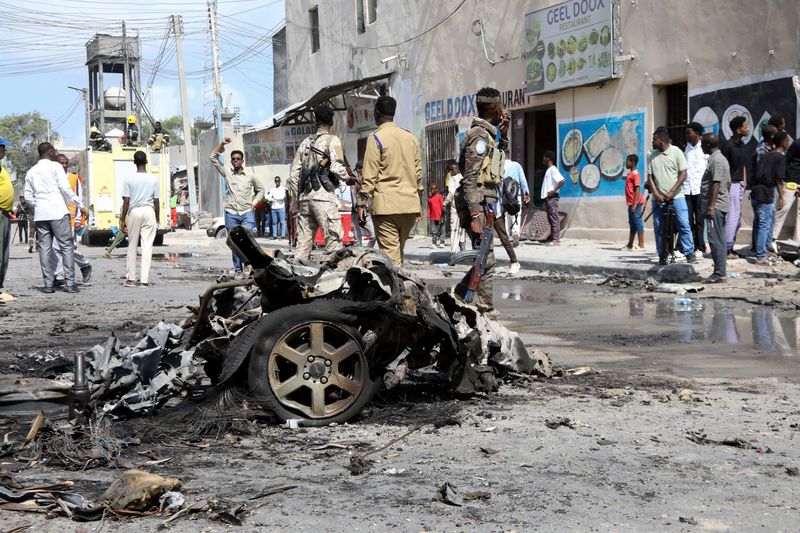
[453,87,509,318]
[289,103,348,260]
[23,142,88,293]
[347,161,375,247]
[357,96,423,265]
[0,137,14,301]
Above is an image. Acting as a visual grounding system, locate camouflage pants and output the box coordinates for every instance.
[295,199,342,260]
[455,195,496,310]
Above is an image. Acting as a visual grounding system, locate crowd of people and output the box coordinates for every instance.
[642,113,798,283]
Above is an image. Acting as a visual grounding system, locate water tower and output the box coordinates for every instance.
[86,32,142,136]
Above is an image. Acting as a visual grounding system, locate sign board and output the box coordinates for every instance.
[524,0,614,94]
[689,75,797,147]
[347,99,375,133]
[557,109,646,197]
[243,124,315,165]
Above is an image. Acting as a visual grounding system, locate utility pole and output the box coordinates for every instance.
[207,0,227,197]
[122,22,133,119]
[171,14,199,228]
[68,86,90,150]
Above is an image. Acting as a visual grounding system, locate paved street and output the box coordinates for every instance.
[2,232,799,532]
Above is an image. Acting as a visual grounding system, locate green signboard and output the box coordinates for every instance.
[525,0,614,94]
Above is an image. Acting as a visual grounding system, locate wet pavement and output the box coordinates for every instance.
[491,280,800,381]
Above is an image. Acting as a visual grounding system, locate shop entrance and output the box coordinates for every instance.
[511,107,557,207]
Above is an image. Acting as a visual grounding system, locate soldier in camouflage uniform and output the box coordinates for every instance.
[288,104,348,261]
[454,87,510,318]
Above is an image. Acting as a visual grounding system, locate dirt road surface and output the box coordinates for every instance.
[1,236,799,532]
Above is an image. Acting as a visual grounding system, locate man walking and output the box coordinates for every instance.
[700,133,731,283]
[120,151,160,287]
[502,149,530,244]
[211,137,264,274]
[357,96,422,265]
[289,104,347,261]
[443,159,466,253]
[23,142,88,293]
[0,137,13,301]
[541,150,565,245]
[51,154,92,284]
[721,116,750,257]
[683,122,708,255]
[647,128,696,265]
[454,87,509,318]
[268,176,287,239]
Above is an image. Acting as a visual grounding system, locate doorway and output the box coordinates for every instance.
[511,107,556,207]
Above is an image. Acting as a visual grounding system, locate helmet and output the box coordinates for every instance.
[90,126,101,134]
[127,115,137,124]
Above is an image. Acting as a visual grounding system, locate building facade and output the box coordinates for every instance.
[271,0,800,239]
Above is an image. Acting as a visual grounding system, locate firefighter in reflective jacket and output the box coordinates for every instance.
[454,87,510,318]
[148,121,171,151]
[288,104,348,261]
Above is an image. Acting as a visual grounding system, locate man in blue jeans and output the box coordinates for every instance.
[267,176,287,239]
[647,128,696,265]
[211,136,265,275]
[751,131,789,264]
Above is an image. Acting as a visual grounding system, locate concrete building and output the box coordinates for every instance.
[262,0,800,240]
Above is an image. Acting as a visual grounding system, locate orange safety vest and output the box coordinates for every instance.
[66,173,86,226]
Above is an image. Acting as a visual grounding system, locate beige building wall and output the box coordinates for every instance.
[283,0,800,239]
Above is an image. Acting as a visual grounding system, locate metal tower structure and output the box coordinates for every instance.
[85,30,142,135]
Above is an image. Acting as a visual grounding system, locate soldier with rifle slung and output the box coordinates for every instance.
[288,104,349,261]
[454,87,510,319]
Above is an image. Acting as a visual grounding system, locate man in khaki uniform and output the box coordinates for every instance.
[454,87,509,318]
[288,104,347,261]
[357,96,422,265]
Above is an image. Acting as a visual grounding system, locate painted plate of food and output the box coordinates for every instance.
[561,128,583,168]
[599,148,624,180]
[580,164,601,192]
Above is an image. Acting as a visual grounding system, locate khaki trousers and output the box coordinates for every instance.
[126,205,157,284]
[772,186,800,241]
[373,213,417,265]
[296,199,342,260]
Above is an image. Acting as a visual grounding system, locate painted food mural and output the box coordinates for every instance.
[557,110,646,197]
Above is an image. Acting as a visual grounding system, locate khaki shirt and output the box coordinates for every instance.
[288,129,348,203]
[210,151,264,214]
[458,118,505,213]
[359,121,422,215]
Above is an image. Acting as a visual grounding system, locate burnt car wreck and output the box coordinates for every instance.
[81,226,551,426]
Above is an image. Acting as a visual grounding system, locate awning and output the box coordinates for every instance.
[260,72,392,130]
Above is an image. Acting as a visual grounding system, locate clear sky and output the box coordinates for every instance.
[0,0,284,147]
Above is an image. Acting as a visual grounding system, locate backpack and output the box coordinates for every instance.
[501,177,521,216]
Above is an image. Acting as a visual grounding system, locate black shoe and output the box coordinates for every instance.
[686,254,698,264]
[64,285,79,293]
[658,257,668,265]
[702,274,726,284]
[81,265,92,283]
[42,286,55,294]
[54,279,66,287]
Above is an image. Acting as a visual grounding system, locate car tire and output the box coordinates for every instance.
[244,301,380,426]
[214,226,227,239]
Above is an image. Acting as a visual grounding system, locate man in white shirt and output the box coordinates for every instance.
[267,176,287,239]
[442,159,466,253]
[684,122,709,255]
[541,150,565,245]
[120,151,160,287]
[23,142,88,293]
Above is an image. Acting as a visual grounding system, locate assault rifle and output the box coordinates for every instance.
[464,207,495,304]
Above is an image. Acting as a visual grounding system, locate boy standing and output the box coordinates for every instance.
[541,150,565,245]
[700,133,731,282]
[427,184,444,247]
[624,154,645,250]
